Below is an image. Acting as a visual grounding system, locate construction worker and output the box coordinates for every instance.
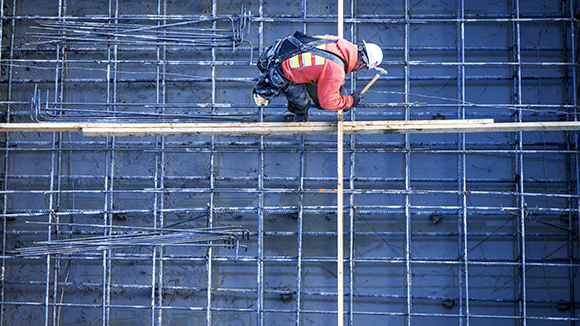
[252,31,383,122]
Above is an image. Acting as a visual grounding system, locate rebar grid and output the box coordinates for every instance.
[0,0,578,325]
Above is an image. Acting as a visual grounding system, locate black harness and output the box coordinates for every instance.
[257,31,346,73]
[277,35,346,71]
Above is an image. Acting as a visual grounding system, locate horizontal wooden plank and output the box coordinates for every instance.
[1,119,580,136]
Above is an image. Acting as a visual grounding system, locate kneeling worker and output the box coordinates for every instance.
[253,31,383,122]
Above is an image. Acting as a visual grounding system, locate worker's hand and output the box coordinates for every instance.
[351,91,365,106]
[340,85,348,96]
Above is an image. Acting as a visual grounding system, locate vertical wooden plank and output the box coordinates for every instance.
[336,1,345,325]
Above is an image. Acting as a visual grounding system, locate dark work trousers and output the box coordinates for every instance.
[281,82,323,116]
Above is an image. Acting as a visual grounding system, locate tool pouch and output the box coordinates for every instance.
[266,66,287,88]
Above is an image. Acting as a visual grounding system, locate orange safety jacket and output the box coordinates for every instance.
[281,36,359,111]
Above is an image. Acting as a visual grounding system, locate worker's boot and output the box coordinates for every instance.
[293,113,308,122]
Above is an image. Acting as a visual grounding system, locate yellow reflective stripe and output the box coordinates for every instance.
[315,55,325,65]
[290,55,300,68]
[289,48,326,68]
[302,53,312,66]
[315,45,326,65]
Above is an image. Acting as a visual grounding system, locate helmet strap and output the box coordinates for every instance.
[359,51,369,66]
[358,46,369,65]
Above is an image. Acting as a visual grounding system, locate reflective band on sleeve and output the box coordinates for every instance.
[315,55,325,65]
[290,55,300,68]
[302,53,312,67]
[315,45,326,65]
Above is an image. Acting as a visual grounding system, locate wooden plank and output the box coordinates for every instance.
[0,119,494,133]
[1,120,580,136]
[81,124,337,137]
[0,123,84,132]
[344,118,494,126]
[336,115,345,326]
[81,119,494,136]
[343,121,580,134]
[337,2,345,325]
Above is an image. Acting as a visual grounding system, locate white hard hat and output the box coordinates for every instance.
[362,40,383,69]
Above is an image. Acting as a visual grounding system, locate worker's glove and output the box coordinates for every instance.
[339,85,348,96]
[351,91,364,106]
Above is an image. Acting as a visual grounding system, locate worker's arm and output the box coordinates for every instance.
[317,64,353,111]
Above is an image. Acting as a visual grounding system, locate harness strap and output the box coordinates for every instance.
[276,36,346,71]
